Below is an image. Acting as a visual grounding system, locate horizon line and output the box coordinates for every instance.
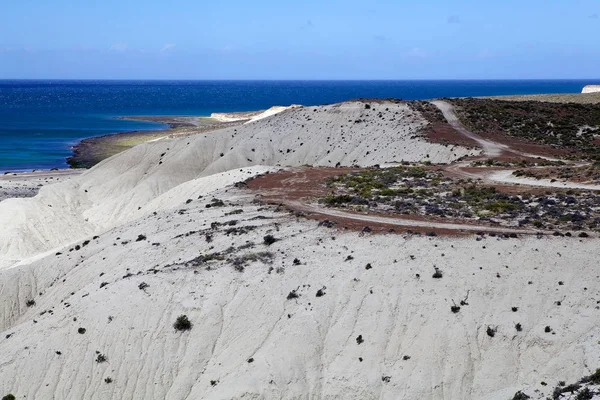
[2,78,600,82]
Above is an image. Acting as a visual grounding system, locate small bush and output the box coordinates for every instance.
[432,267,443,279]
[560,384,582,394]
[485,201,516,213]
[263,235,278,246]
[78,327,86,334]
[287,290,299,300]
[486,326,496,337]
[104,377,113,384]
[510,391,530,400]
[575,388,593,400]
[587,368,600,384]
[174,315,192,331]
[206,198,225,208]
[321,194,352,206]
[2,395,16,400]
[96,353,107,363]
[26,299,36,307]
[515,323,522,332]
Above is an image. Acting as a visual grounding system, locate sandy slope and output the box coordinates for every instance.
[209,105,299,123]
[0,189,598,400]
[0,101,475,268]
[3,100,595,399]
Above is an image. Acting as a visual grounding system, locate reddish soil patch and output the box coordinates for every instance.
[423,122,571,161]
[478,131,575,159]
[247,167,530,237]
[247,167,360,202]
[424,123,479,149]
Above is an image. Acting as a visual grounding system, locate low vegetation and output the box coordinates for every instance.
[320,166,600,232]
[471,158,565,168]
[513,164,600,184]
[449,98,600,161]
[173,315,192,331]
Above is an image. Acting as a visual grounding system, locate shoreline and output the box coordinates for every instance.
[66,116,248,169]
[66,107,291,169]
[480,92,600,103]
[1,109,273,174]
[2,97,600,398]
[6,91,600,173]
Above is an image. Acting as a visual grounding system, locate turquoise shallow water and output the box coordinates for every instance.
[0,79,598,171]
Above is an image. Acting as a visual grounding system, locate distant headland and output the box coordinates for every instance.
[582,85,600,94]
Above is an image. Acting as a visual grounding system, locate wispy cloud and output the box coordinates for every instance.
[373,35,388,43]
[109,43,128,53]
[447,15,461,24]
[589,13,599,19]
[161,43,176,52]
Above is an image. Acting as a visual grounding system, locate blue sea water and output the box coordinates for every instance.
[1,79,599,171]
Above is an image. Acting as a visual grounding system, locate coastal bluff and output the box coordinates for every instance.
[582,85,600,93]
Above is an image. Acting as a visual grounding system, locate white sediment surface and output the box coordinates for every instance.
[0,101,594,400]
[0,101,475,267]
[582,85,600,94]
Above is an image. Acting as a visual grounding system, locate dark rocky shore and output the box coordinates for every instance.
[67,116,245,169]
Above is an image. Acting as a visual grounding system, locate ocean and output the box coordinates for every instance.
[0,79,598,171]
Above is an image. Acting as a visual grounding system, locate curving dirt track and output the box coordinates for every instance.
[432,100,600,191]
[248,101,600,235]
[248,168,539,235]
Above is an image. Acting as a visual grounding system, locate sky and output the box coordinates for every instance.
[0,0,599,79]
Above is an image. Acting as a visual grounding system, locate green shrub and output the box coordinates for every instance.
[485,201,517,213]
[321,195,353,205]
[587,368,600,384]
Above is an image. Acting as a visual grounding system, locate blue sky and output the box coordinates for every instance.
[1,0,599,79]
